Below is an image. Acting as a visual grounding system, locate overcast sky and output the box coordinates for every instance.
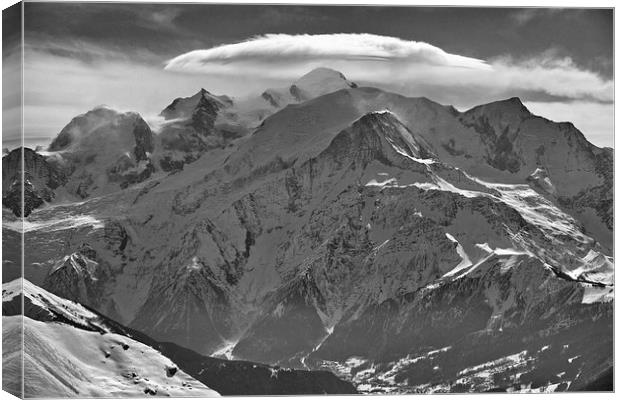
[3,3,613,148]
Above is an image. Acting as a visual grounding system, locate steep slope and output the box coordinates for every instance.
[225,85,612,248]
[226,111,612,367]
[160,88,232,121]
[46,106,156,199]
[459,98,612,248]
[2,147,66,216]
[2,279,220,398]
[155,89,244,171]
[310,256,612,393]
[1,279,357,396]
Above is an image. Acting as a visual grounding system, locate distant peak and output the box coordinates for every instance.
[503,97,527,108]
[282,67,358,102]
[295,67,356,87]
[500,97,531,116]
[368,109,394,117]
[465,96,531,117]
[90,104,120,113]
[298,67,347,80]
[357,109,401,125]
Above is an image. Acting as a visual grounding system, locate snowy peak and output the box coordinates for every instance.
[460,96,532,136]
[292,67,357,99]
[346,110,435,161]
[464,96,531,119]
[160,88,232,121]
[456,97,534,173]
[261,68,357,108]
[48,106,151,154]
[42,106,157,199]
[43,244,101,306]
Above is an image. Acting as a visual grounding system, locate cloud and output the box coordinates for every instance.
[490,55,612,102]
[165,33,612,103]
[165,33,491,73]
[20,46,287,149]
[20,34,613,151]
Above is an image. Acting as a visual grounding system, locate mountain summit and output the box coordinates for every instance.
[160,89,232,121]
[261,67,357,107]
[291,67,358,99]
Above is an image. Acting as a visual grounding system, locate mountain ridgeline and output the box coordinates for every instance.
[3,67,613,393]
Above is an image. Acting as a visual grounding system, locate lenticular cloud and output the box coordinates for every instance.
[165,33,491,73]
[164,33,612,104]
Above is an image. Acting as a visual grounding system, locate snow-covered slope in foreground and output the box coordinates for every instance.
[2,279,219,398]
[4,317,219,398]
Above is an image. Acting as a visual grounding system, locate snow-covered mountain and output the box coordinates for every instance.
[261,67,358,107]
[44,106,157,200]
[2,279,220,398]
[3,67,613,393]
[155,89,241,171]
[1,279,356,397]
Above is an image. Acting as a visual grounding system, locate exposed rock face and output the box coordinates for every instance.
[133,118,155,162]
[191,92,220,134]
[2,147,66,216]
[459,98,531,173]
[43,243,102,305]
[457,99,612,248]
[558,148,613,235]
[156,89,238,171]
[160,88,231,121]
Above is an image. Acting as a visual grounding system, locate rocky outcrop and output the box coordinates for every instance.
[157,89,237,171]
[558,148,613,232]
[190,92,219,135]
[458,98,532,173]
[2,147,66,216]
[43,243,102,305]
[133,118,155,162]
[160,88,231,121]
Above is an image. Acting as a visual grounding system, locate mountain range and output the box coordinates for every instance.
[2,67,613,394]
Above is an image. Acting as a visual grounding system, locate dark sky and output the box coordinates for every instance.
[3,2,614,148]
[23,4,612,77]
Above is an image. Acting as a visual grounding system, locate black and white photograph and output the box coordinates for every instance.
[1,0,615,397]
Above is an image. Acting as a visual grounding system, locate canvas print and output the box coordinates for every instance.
[1,1,614,397]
